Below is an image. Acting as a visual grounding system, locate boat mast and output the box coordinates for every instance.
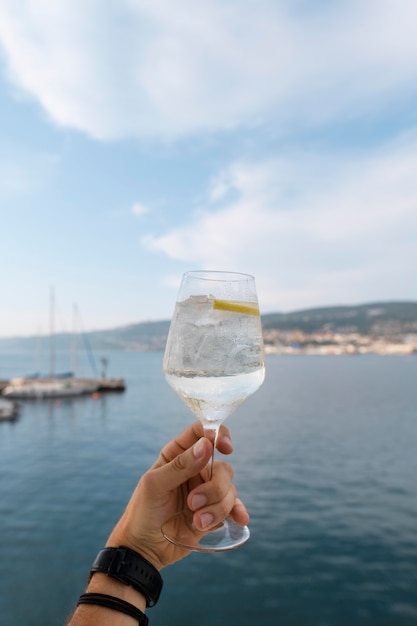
[50,286,55,378]
[72,303,78,377]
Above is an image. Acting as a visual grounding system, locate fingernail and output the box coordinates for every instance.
[193,438,205,459]
[191,494,207,510]
[200,513,214,529]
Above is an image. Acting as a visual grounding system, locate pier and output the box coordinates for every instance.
[0,377,126,395]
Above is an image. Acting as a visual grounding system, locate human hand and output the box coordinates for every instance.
[105,422,249,570]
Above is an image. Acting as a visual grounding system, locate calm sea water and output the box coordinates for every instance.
[1,351,417,626]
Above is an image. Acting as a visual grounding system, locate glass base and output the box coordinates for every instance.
[162,510,250,552]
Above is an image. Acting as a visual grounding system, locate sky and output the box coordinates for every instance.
[0,0,417,337]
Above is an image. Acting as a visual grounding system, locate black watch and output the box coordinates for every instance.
[89,546,163,607]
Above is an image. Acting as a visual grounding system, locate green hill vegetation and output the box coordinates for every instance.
[261,301,417,334]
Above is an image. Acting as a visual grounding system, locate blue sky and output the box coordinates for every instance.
[1,0,417,337]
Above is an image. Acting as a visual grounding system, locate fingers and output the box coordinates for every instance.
[150,436,213,494]
[191,492,250,532]
[153,422,204,469]
[229,497,250,527]
[187,461,248,531]
[216,426,233,454]
[148,424,245,533]
[153,423,234,470]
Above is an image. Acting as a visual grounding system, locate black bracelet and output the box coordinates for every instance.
[77,593,148,626]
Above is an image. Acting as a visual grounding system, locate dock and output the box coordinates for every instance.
[81,378,126,392]
[0,377,126,395]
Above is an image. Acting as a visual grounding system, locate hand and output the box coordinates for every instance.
[105,422,249,570]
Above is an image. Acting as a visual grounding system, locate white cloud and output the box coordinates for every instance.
[131,202,149,217]
[143,132,417,311]
[0,0,416,139]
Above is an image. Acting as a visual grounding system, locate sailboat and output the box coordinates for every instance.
[2,290,100,400]
[0,397,18,420]
[2,377,98,399]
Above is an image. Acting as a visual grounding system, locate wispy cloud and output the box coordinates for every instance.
[131,202,150,217]
[144,131,417,311]
[0,0,416,139]
[0,0,416,335]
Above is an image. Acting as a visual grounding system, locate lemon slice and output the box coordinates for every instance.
[213,299,260,316]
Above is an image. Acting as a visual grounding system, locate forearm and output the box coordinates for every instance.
[66,423,243,624]
[67,573,147,625]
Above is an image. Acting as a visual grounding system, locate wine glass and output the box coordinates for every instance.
[162,270,265,551]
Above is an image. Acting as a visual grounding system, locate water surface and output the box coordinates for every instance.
[0,352,416,625]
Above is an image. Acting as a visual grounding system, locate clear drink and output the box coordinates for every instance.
[162,271,265,551]
[164,295,264,374]
[164,295,265,426]
[165,369,265,426]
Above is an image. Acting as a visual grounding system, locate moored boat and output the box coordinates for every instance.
[2,377,99,399]
[0,397,19,420]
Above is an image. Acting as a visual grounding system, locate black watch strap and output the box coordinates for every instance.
[89,546,163,607]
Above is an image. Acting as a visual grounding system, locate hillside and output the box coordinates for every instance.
[261,301,417,334]
[0,301,416,353]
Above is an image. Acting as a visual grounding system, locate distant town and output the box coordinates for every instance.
[262,326,417,356]
[261,302,417,356]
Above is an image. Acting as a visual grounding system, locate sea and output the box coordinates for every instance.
[0,350,416,626]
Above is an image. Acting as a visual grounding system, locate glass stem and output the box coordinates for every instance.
[203,425,219,481]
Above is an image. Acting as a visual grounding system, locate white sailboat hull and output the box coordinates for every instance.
[3,378,99,399]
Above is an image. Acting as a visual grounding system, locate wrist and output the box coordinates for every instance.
[106,527,164,572]
[90,546,163,608]
[87,572,147,612]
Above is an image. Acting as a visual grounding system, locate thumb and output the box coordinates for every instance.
[154,437,212,493]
